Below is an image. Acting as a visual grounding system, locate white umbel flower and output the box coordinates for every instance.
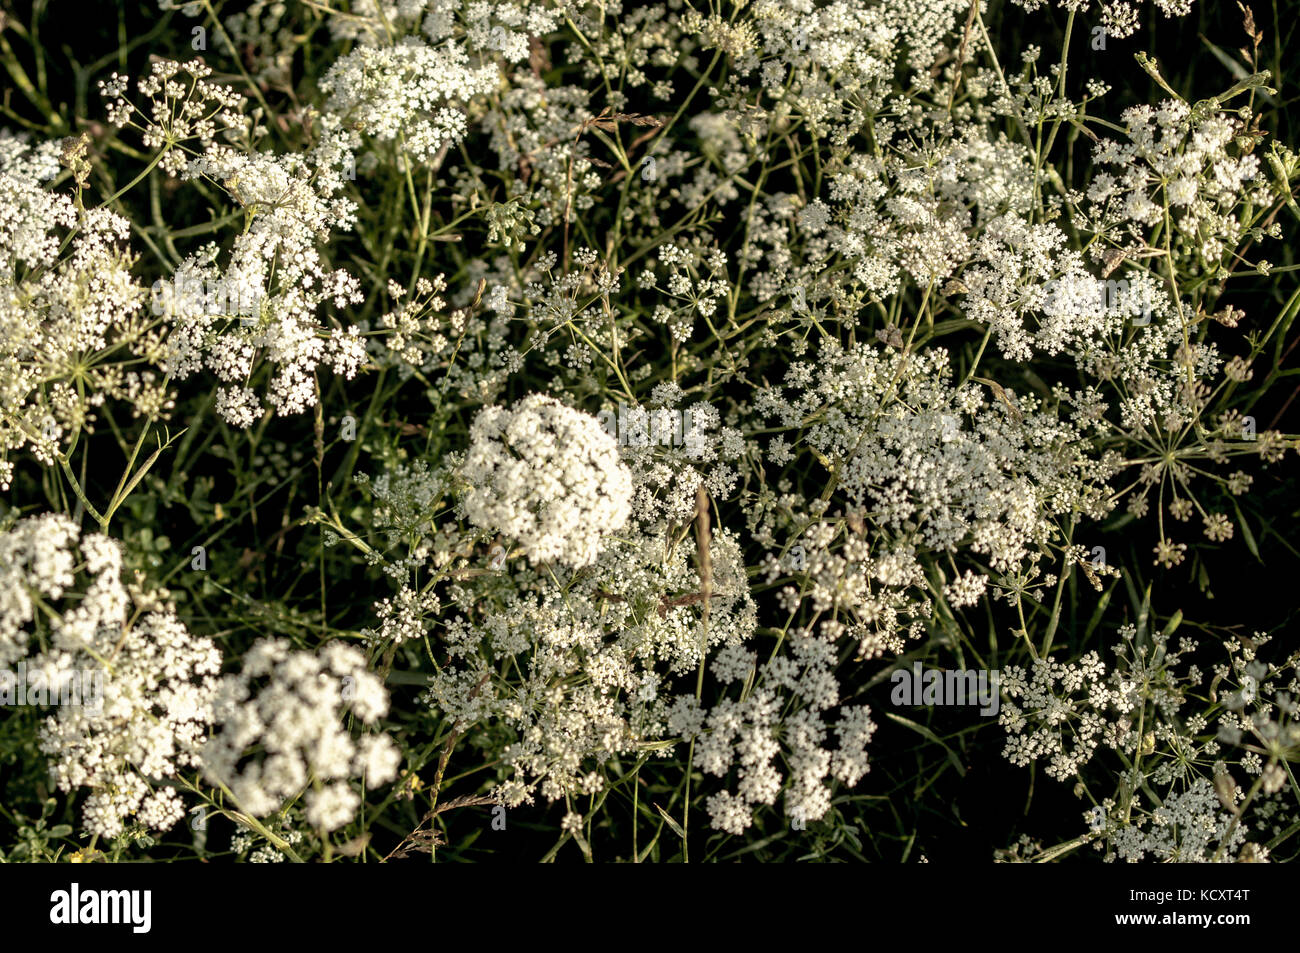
[0,514,222,838]
[319,36,498,163]
[461,394,634,569]
[201,638,398,832]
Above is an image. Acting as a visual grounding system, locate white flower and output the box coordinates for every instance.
[461,394,634,568]
[0,515,222,838]
[320,36,498,163]
[201,638,397,832]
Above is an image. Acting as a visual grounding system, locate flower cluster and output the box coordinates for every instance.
[999,651,1127,780]
[683,633,877,833]
[0,514,221,838]
[1,0,1296,864]
[0,134,160,488]
[201,638,399,832]
[459,393,634,569]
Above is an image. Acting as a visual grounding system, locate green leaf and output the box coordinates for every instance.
[1160,609,1183,640]
[1198,35,1250,83]
[654,803,685,840]
[1083,580,1116,640]
[884,712,967,777]
[1232,501,1262,562]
